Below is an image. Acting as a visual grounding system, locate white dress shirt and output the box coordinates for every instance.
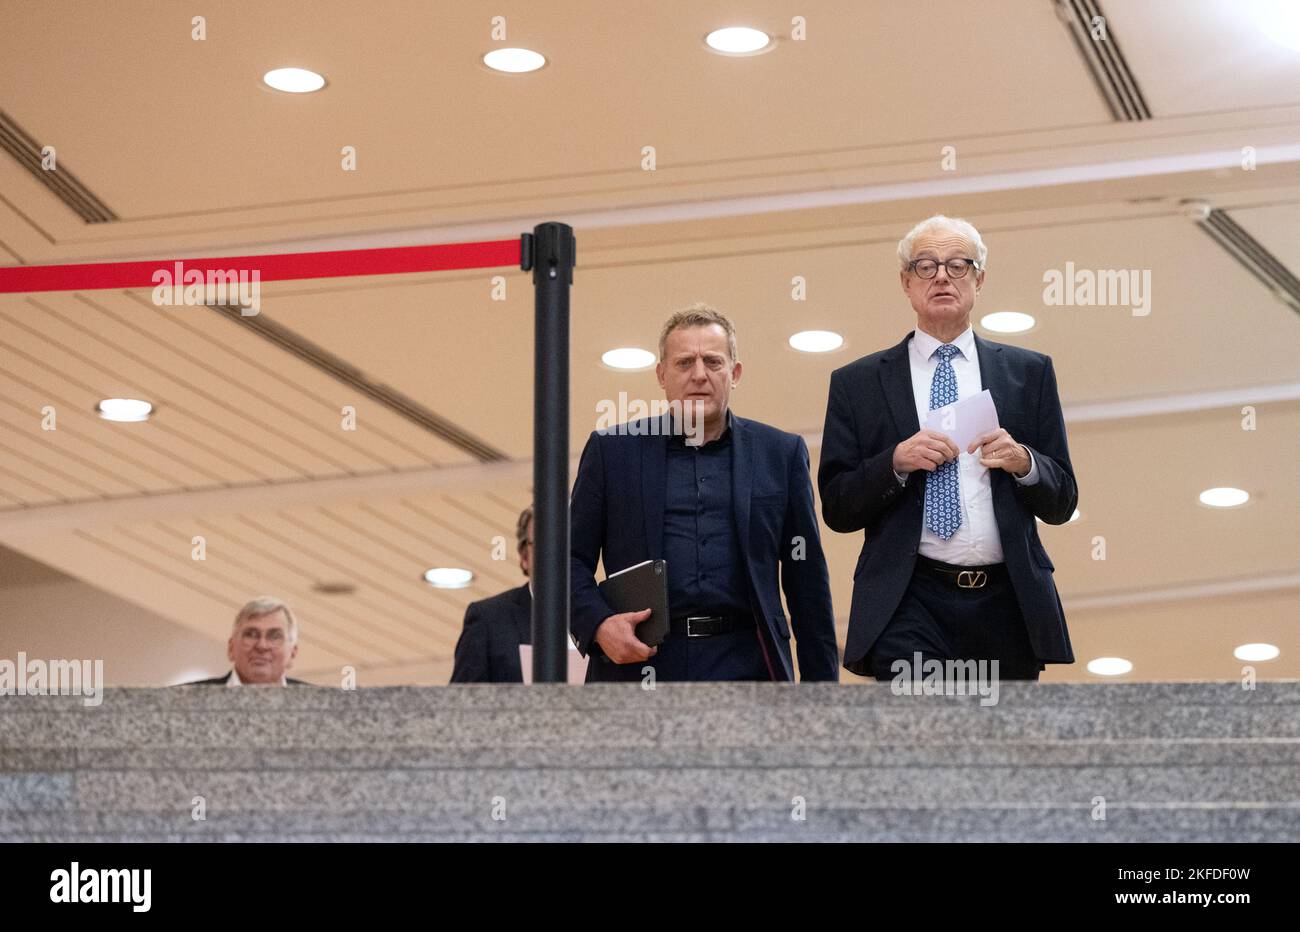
[224,668,287,687]
[894,325,1039,566]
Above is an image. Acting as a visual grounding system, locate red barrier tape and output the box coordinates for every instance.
[0,238,522,293]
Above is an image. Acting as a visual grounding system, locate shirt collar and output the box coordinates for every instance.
[668,407,733,448]
[911,324,975,363]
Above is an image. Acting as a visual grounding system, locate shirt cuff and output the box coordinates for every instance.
[892,468,908,486]
[1013,446,1040,485]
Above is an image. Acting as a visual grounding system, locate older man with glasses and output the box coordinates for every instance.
[818,214,1078,683]
[184,597,308,686]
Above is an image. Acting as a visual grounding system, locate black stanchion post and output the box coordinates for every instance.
[520,223,575,684]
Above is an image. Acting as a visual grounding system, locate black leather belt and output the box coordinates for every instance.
[668,614,755,637]
[917,555,1006,590]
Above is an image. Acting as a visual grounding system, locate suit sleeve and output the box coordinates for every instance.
[781,436,840,681]
[569,431,616,657]
[817,368,907,534]
[1014,356,1078,525]
[449,602,490,683]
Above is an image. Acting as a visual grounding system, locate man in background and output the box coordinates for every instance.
[185,597,308,686]
[450,505,534,683]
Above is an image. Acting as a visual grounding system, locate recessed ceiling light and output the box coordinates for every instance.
[1199,487,1249,508]
[482,48,546,73]
[262,67,326,93]
[601,347,656,370]
[705,27,771,54]
[423,567,474,589]
[96,398,153,422]
[789,330,844,353]
[1087,657,1133,677]
[979,311,1036,333]
[1234,642,1280,662]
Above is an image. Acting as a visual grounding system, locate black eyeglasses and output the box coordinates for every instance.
[907,258,981,279]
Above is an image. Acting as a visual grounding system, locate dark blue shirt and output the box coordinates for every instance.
[662,411,752,617]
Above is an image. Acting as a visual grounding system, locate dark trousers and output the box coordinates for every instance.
[865,558,1044,682]
[587,620,773,682]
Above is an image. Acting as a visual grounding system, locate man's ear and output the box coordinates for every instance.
[655,361,667,390]
[226,637,236,663]
[900,270,911,295]
[731,360,743,387]
[286,643,298,669]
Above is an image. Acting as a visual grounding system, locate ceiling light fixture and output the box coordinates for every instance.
[1199,487,1249,508]
[705,27,772,55]
[262,68,326,93]
[483,48,546,73]
[1087,657,1133,677]
[96,398,153,422]
[789,330,844,353]
[979,311,1036,333]
[601,348,656,370]
[423,567,474,589]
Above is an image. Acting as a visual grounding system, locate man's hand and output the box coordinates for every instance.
[594,609,657,664]
[969,428,1031,477]
[892,429,960,474]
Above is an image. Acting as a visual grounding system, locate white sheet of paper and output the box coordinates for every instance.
[923,389,1000,453]
[518,644,589,685]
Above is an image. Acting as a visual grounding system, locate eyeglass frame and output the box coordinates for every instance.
[905,257,982,279]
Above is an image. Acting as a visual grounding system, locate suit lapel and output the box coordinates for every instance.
[973,333,1007,420]
[731,413,753,564]
[641,413,669,559]
[879,332,920,438]
[973,334,1018,529]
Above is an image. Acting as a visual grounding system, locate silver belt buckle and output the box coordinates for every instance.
[956,570,988,589]
[685,615,712,637]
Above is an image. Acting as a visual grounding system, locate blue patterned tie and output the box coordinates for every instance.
[925,343,962,539]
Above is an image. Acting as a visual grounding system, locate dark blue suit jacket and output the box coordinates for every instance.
[818,332,1077,676]
[449,583,531,683]
[570,412,839,681]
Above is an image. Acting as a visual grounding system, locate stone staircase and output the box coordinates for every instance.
[2,682,1297,841]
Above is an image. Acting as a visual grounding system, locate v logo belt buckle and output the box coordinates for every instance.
[956,570,988,589]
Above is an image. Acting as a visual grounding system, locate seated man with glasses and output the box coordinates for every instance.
[818,214,1078,684]
[184,597,308,686]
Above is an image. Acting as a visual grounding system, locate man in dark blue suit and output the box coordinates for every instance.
[571,304,839,682]
[819,216,1077,682]
[449,506,533,683]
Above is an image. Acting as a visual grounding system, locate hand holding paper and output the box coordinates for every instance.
[923,389,1000,452]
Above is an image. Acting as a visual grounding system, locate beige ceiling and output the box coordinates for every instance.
[1,0,1297,684]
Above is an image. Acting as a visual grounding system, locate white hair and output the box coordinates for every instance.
[233,597,299,644]
[897,215,988,271]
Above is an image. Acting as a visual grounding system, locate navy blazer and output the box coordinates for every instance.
[449,583,531,683]
[570,412,839,681]
[818,332,1077,676]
